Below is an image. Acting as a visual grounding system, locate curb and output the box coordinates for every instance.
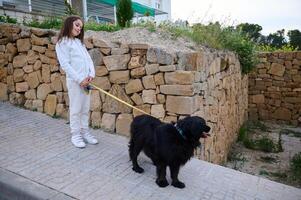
[0,168,76,200]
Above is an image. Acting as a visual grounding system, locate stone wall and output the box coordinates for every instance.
[0,24,248,164]
[249,52,301,125]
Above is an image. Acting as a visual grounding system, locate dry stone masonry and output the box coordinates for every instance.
[249,52,301,125]
[0,24,248,164]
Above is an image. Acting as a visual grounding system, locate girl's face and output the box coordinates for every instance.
[71,19,83,37]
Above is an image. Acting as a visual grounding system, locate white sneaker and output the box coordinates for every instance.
[83,132,98,144]
[71,135,86,148]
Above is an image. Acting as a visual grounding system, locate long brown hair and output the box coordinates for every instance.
[57,16,84,43]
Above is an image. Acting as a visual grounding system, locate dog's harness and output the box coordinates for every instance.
[174,123,186,140]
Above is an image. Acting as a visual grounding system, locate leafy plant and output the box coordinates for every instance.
[290,152,301,182]
[116,0,134,27]
[24,17,62,29]
[0,15,17,24]
[64,0,78,15]
[84,22,120,32]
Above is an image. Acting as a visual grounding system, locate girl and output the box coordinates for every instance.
[55,16,98,148]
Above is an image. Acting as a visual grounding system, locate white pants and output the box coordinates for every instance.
[67,79,90,135]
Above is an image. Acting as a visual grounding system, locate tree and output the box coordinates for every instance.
[116,0,134,27]
[288,29,301,50]
[236,23,263,42]
[64,0,78,15]
[266,29,287,48]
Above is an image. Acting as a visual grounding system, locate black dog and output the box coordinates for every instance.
[129,114,211,188]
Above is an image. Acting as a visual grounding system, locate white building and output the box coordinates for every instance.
[0,0,170,24]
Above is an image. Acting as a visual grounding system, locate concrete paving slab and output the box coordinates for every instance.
[0,101,300,200]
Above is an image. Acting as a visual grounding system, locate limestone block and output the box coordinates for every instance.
[93,38,111,48]
[91,76,111,90]
[13,54,27,68]
[251,94,265,104]
[31,34,50,46]
[56,92,64,103]
[151,104,165,119]
[7,75,15,92]
[32,45,46,53]
[33,60,42,71]
[31,28,49,36]
[166,95,199,115]
[44,94,57,116]
[50,73,62,91]
[6,43,17,56]
[25,89,36,100]
[32,99,43,112]
[84,38,93,49]
[131,93,143,105]
[90,90,102,111]
[163,115,177,123]
[24,100,33,110]
[268,63,285,76]
[154,73,165,85]
[16,82,29,92]
[26,72,40,89]
[273,107,291,120]
[101,113,116,132]
[145,63,159,75]
[91,111,102,128]
[160,85,194,96]
[142,90,157,104]
[125,79,144,94]
[88,48,104,66]
[50,64,59,72]
[165,71,194,85]
[95,65,108,77]
[159,65,176,72]
[147,47,176,65]
[128,56,146,69]
[109,70,129,84]
[111,44,129,55]
[157,94,165,104]
[103,54,130,71]
[37,83,53,100]
[16,38,31,52]
[0,83,8,100]
[133,104,151,117]
[177,52,203,71]
[42,64,50,83]
[61,76,67,92]
[55,104,66,117]
[0,54,9,68]
[116,114,133,136]
[130,67,146,78]
[9,92,25,105]
[23,65,33,73]
[63,92,69,106]
[0,45,5,52]
[103,84,133,113]
[45,50,56,59]
[142,75,156,89]
[13,68,24,82]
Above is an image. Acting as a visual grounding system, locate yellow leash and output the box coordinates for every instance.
[89,83,153,117]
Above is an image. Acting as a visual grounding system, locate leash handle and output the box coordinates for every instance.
[89,83,153,117]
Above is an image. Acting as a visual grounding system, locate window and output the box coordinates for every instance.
[155,0,161,9]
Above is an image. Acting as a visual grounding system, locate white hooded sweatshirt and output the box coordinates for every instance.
[55,37,95,84]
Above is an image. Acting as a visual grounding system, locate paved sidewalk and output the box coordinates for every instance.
[0,101,300,200]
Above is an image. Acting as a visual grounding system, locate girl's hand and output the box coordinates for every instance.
[80,76,93,87]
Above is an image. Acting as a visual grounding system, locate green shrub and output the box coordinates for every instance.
[24,17,62,29]
[84,22,120,32]
[257,44,298,52]
[116,0,133,27]
[290,152,301,181]
[0,15,17,24]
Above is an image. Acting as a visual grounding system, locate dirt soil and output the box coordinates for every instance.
[225,121,301,189]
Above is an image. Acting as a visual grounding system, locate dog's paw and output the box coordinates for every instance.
[132,166,144,173]
[171,181,185,189]
[156,179,169,187]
